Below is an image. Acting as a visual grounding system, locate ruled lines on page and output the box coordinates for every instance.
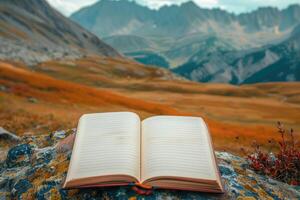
[68,112,141,181]
[141,116,216,182]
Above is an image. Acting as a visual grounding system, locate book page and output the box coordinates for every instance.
[65,112,141,185]
[141,116,217,183]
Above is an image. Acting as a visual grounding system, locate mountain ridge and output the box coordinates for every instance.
[0,0,120,65]
[71,0,300,38]
[174,24,300,84]
[71,0,300,71]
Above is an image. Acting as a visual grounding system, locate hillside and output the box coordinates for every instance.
[243,24,300,83]
[0,0,299,156]
[1,58,299,154]
[71,0,300,70]
[174,24,300,84]
[0,0,119,65]
[0,61,183,134]
[103,35,156,53]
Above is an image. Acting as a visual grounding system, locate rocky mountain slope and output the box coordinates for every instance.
[243,24,300,83]
[0,0,119,65]
[174,24,300,84]
[71,0,300,69]
[71,0,300,39]
[0,129,299,199]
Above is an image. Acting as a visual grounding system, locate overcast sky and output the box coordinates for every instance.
[47,0,300,16]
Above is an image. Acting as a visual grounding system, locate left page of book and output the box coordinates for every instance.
[64,112,141,188]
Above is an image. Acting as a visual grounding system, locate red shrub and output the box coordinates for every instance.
[246,122,300,185]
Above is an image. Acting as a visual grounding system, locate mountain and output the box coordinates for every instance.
[174,24,300,84]
[71,0,300,69]
[103,35,156,52]
[243,24,300,83]
[72,1,299,38]
[125,51,170,68]
[0,0,119,65]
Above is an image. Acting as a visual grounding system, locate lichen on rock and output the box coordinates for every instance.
[0,129,299,199]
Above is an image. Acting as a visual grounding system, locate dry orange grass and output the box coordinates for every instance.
[0,59,299,154]
[0,62,184,115]
[117,82,300,153]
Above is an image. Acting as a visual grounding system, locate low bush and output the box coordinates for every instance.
[242,122,300,185]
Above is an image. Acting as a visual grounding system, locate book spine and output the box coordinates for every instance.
[130,182,154,195]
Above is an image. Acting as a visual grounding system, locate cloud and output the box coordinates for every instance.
[217,0,300,13]
[47,0,98,16]
[47,0,300,16]
[137,0,218,9]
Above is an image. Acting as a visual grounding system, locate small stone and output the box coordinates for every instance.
[0,127,20,142]
[0,85,7,92]
[237,197,256,200]
[11,188,17,196]
[6,144,33,168]
[0,177,8,188]
[83,193,92,199]
[268,178,278,185]
[48,166,56,174]
[53,130,67,139]
[27,97,38,103]
[219,165,235,176]
[11,179,32,198]
[32,147,55,165]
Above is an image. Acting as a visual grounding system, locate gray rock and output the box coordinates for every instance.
[0,177,8,189]
[0,127,20,142]
[0,85,8,92]
[27,97,38,104]
[0,0,120,66]
[0,129,299,199]
[53,130,67,139]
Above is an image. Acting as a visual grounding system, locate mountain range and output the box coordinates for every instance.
[174,24,300,84]
[0,0,299,84]
[71,0,300,84]
[0,0,119,65]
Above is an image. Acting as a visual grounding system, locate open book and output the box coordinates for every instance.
[63,112,224,193]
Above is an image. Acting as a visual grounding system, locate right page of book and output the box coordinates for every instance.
[141,116,217,182]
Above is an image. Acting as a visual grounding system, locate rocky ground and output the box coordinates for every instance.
[0,38,84,66]
[0,128,299,200]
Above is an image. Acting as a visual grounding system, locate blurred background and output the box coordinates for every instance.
[0,0,299,155]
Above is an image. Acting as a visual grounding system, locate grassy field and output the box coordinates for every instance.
[0,58,299,154]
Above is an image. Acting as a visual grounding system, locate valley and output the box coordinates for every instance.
[71,0,300,84]
[1,58,299,154]
[0,0,299,156]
